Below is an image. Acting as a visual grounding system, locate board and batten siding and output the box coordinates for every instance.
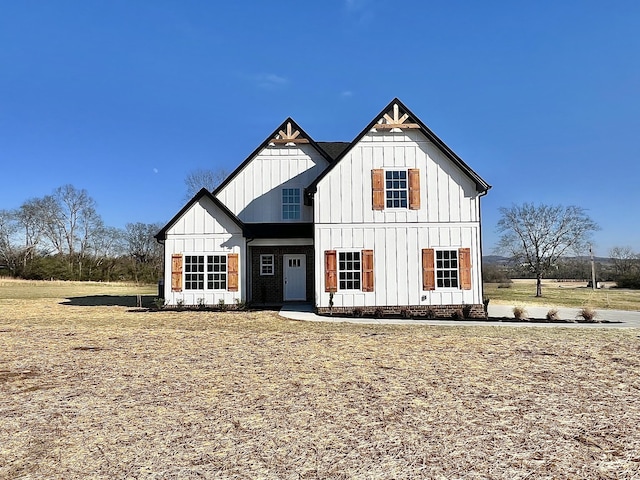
[162,195,246,306]
[315,130,481,225]
[314,224,482,308]
[314,129,484,309]
[216,144,329,223]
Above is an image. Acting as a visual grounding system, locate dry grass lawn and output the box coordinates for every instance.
[1,279,640,479]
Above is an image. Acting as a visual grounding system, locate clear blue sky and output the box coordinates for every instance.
[1,1,639,255]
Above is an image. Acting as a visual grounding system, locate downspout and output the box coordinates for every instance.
[477,185,491,316]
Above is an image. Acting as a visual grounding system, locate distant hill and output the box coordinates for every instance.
[483,255,510,265]
[483,255,612,265]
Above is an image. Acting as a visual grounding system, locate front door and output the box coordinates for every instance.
[283,254,306,301]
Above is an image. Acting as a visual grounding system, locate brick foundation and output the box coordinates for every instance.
[316,304,486,319]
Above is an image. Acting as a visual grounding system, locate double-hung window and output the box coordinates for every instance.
[185,255,205,290]
[372,169,420,210]
[207,255,227,290]
[260,254,274,275]
[282,188,301,220]
[385,170,408,208]
[436,250,458,288]
[325,250,374,292]
[338,251,361,290]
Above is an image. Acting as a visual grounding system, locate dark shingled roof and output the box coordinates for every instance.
[316,142,351,161]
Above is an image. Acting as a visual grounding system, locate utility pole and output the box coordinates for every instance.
[589,244,596,290]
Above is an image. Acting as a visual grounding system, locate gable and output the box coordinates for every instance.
[307,98,490,195]
[312,101,489,225]
[155,189,244,240]
[215,119,332,223]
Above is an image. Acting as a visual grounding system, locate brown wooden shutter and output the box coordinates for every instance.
[227,253,239,292]
[372,169,384,210]
[361,250,374,292]
[325,250,337,292]
[459,248,472,290]
[171,254,183,292]
[422,248,435,291]
[408,168,420,210]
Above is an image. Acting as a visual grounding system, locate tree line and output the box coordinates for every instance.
[0,185,163,283]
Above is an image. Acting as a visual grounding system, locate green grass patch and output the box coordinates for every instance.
[485,279,640,311]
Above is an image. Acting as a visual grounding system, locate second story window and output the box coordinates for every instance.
[372,169,420,210]
[385,170,408,208]
[282,188,301,220]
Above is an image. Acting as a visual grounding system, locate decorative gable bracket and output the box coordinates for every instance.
[373,103,420,130]
[269,121,310,145]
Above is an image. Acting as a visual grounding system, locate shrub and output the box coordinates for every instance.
[452,309,465,320]
[400,308,411,319]
[352,308,363,318]
[546,308,560,321]
[374,308,384,318]
[152,298,165,310]
[425,308,436,320]
[176,299,184,311]
[483,265,512,284]
[577,307,597,322]
[614,274,640,289]
[462,305,473,319]
[197,298,206,310]
[498,282,512,289]
[234,298,246,310]
[513,306,528,320]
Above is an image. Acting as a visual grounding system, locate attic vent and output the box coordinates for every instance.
[374,103,420,130]
[271,121,310,145]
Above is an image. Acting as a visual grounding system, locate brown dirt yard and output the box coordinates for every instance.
[1,280,640,479]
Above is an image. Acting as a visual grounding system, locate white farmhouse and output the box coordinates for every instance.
[155,98,491,317]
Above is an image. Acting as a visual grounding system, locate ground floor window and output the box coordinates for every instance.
[339,251,361,290]
[436,250,458,288]
[185,255,205,290]
[207,255,227,290]
[260,254,274,275]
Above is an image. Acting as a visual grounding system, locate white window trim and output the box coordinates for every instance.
[260,254,274,276]
[384,169,408,209]
[282,187,301,221]
[435,249,459,290]
[183,253,228,291]
[207,254,228,291]
[338,250,362,291]
[184,255,205,290]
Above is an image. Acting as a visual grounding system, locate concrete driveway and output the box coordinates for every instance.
[279,303,640,328]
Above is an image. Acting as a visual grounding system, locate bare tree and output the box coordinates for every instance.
[88,226,124,281]
[609,246,639,277]
[123,222,163,283]
[184,168,227,200]
[15,199,44,261]
[37,185,101,258]
[497,203,599,297]
[36,194,66,255]
[0,210,19,275]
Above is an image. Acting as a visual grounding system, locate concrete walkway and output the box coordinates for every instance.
[279,303,640,328]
